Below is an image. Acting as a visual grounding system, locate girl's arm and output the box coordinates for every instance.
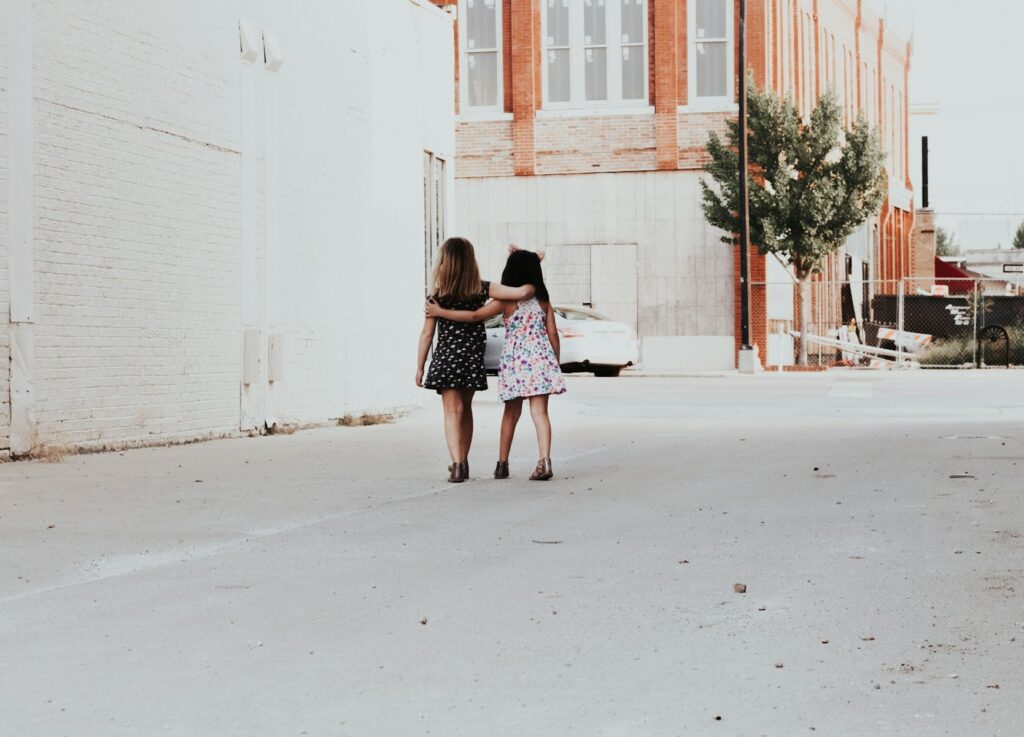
[543,302,560,363]
[489,283,535,301]
[425,298,506,323]
[415,317,436,387]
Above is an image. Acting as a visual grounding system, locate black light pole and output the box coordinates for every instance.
[921,136,929,209]
[737,0,752,352]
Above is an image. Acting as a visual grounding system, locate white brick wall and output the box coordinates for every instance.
[0,6,9,449]
[2,0,453,451]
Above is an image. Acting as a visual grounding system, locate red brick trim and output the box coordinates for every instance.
[654,0,680,169]
[733,243,767,368]
[510,0,537,175]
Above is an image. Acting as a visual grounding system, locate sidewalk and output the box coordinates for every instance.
[2,374,1023,736]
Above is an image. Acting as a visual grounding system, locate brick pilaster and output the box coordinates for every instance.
[792,0,802,107]
[733,244,767,367]
[812,0,821,99]
[854,0,862,110]
[747,0,768,89]
[677,0,688,104]
[510,0,537,176]
[503,0,514,112]
[653,0,680,169]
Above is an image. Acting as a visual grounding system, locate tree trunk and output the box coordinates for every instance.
[798,274,812,366]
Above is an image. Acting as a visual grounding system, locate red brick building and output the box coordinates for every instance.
[433,0,912,369]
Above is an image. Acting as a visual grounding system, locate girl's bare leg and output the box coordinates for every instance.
[440,389,464,465]
[528,394,551,459]
[499,398,524,462]
[458,389,476,463]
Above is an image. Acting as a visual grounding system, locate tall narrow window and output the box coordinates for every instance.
[686,0,733,106]
[830,34,837,90]
[693,0,730,99]
[542,0,649,107]
[461,0,502,109]
[621,0,646,99]
[584,0,608,100]
[424,152,447,294]
[546,0,572,103]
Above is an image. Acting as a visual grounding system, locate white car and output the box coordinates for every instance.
[484,305,638,377]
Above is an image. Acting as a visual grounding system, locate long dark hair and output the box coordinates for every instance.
[501,249,550,303]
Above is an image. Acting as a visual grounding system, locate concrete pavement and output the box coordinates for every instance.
[2,372,1023,736]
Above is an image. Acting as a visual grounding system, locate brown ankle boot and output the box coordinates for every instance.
[529,458,553,481]
[447,463,465,483]
[494,461,509,479]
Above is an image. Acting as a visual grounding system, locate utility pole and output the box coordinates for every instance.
[921,136,929,209]
[737,0,758,373]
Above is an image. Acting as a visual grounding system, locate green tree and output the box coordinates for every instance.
[701,80,886,365]
[1013,221,1024,250]
[935,227,960,257]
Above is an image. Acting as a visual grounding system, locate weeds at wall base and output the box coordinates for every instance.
[2,408,413,463]
[335,413,398,427]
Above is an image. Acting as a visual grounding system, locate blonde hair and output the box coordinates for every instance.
[431,237,483,301]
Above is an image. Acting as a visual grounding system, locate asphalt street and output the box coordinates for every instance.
[2,372,1023,736]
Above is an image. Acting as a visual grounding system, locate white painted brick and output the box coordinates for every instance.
[1,0,453,451]
[0,6,9,449]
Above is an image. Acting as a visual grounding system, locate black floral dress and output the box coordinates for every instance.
[424,281,490,393]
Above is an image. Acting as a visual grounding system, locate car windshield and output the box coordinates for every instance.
[555,306,611,321]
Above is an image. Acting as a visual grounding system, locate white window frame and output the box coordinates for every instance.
[540,0,650,110]
[423,151,447,295]
[686,0,735,111]
[458,0,504,114]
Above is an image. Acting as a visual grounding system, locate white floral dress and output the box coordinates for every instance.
[497,298,567,402]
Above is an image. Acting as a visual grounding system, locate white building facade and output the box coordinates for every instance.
[1,0,454,456]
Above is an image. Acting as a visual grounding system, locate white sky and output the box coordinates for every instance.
[901,0,1024,248]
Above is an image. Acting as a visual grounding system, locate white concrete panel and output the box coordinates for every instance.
[642,336,735,372]
[456,169,735,368]
[591,243,639,331]
[765,258,795,320]
[544,245,591,307]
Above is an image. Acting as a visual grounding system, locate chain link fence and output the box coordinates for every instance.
[753,277,1024,369]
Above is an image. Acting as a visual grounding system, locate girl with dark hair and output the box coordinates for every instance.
[416,237,535,483]
[426,247,565,481]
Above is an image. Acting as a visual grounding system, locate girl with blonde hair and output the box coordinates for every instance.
[416,237,533,483]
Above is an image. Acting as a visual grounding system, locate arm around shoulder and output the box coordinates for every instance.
[489,283,535,301]
[426,298,506,323]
